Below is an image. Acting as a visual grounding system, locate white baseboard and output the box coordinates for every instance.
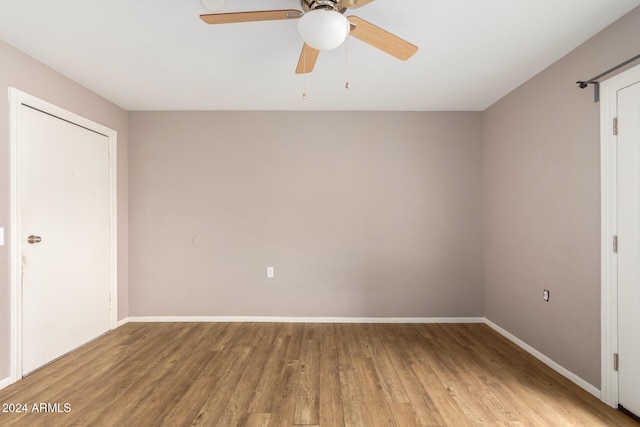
[484,318,600,398]
[116,317,130,328]
[0,376,13,391]
[125,316,485,324]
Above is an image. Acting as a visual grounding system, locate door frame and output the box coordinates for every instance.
[600,63,640,407]
[8,88,118,383]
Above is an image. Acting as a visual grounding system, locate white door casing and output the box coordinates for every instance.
[601,64,640,411]
[9,88,118,381]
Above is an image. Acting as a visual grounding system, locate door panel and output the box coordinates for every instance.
[21,105,111,375]
[617,81,640,416]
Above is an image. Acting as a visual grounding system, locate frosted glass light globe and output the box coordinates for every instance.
[297,10,349,51]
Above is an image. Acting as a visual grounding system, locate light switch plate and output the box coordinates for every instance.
[0,227,4,246]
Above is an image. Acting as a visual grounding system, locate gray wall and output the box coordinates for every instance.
[483,7,640,388]
[0,41,129,381]
[128,111,484,318]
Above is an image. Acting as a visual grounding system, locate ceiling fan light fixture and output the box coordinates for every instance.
[297,9,349,51]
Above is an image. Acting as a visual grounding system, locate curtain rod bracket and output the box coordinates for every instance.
[576,81,600,102]
[576,53,640,103]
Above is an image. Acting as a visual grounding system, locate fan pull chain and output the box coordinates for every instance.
[302,47,308,100]
[345,37,350,90]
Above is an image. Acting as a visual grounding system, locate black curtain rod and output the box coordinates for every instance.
[576,53,640,102]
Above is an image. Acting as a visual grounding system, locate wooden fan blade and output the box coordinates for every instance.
[347,16,418,60]
[341,0,376,9]
[200,10,302,24]
[295,43,320,74]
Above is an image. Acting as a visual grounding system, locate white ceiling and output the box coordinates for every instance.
[1,0,638,111]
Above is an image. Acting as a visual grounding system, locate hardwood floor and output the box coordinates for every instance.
[0,322,637,426]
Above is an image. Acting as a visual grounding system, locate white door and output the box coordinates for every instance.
[617,80,640,417]
[20,104,111,375]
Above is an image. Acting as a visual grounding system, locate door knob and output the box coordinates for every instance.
[27,235,42,244]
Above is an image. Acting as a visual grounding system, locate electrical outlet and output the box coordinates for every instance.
[543,289,550,302]
[267,266,274,278]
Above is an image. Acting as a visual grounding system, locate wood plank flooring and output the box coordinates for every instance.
[0,322,637,426]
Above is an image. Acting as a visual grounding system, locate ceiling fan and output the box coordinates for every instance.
[200,0,418,74]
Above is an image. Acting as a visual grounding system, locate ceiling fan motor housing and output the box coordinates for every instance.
[301,0,346,13]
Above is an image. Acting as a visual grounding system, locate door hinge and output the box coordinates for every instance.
[613,235,618,253]
[614,353,619,371]
[613,117,618,136]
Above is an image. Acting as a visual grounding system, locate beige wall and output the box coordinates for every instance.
[483,6,640,388]
[0,41,129,380]
[128,111,484,318]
